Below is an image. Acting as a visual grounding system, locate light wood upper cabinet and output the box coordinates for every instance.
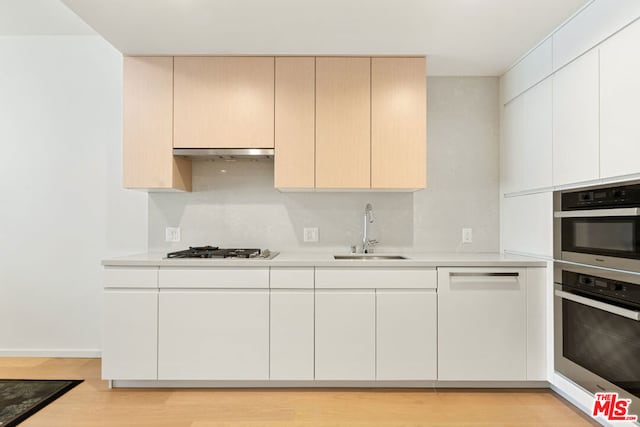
[315,57,371,189]
[371,57,426,189]
[173,57,275,149]
[274,57,315,189]
[122,57,191,191]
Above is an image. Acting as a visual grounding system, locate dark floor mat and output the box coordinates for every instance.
[0,379,82,426]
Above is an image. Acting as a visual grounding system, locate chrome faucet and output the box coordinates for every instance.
[361,203,378,253]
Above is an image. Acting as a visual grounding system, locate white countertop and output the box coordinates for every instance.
[102,252,547,268]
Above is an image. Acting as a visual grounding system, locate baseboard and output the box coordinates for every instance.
[111,379,549,389]
[0,349,101,358]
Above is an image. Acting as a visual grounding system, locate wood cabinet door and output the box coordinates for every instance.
[552,49,599,186]
[173,57,275,149]
[102,290,158,380]
[158,290,269,380]
[123,57,191,190]
[600,19,640,179]
[274,57,315,189]
[315,57,371,189]
[437,268,527,381]
[315,290,375,379]
[376,290,437,380]
[371,57,426,189]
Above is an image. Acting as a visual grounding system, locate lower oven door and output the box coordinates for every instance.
[554,266,640,416]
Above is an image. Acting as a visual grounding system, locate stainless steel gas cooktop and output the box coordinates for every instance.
[166,246,278,260]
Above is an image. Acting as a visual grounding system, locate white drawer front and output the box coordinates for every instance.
[315,268,436,289]
[104,267,158,288]
[159,267,269,288]
[270,267,314,289]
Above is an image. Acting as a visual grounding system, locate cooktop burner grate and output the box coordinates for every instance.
[167,246,261,259]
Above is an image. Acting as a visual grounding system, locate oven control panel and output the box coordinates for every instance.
[563,270,640,308]
[562,182,640,210]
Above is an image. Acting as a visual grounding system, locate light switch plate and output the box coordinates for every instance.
[462,228,473,243]
[303,227,319,243]
[165,227,181,242]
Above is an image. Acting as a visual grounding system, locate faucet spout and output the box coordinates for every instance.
[361,203,375,253]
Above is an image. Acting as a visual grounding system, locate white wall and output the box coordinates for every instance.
[0,35,147,356]
[148,77,500,254]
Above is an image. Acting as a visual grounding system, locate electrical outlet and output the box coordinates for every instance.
[165,227,181,243]
[303,227,319,243]
[462,228,473,244]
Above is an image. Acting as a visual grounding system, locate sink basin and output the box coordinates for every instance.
[334,255,408,260]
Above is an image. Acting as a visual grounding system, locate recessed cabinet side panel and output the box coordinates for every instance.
[315,57,371,189]
[376,290,437,380]
[600,19,640,179]
[526,267,547,380]
[552,50,600,186]
[274,57,315,189]
[315,290,375,380]
[173,57,275,149]
[158,290,269,380]
[371,57,426,189]
[123,57,190,190]
[270,290,314,380]
[102,290,158,380]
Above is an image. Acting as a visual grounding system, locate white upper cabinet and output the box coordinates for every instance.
[501,38,552,104]
[501,93,526,194]
[502,78,552,194]
[600,18,640,179]
[553,0,640,71]
[523,79,553,190]
[552,49,600,186]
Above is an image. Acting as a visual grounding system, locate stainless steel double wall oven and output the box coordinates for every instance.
[554,181,640,416]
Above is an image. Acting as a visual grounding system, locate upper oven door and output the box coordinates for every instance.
[555,208,640,272]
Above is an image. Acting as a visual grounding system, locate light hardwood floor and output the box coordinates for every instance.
[0,358,598,427]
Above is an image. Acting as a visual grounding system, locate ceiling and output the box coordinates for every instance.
[7,0,591,76]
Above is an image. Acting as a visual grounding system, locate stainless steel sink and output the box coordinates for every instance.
[333,255,408,260]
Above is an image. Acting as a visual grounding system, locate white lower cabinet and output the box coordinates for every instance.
[158,289,269,380]
[315,290,376,380]
[270,290,314,380]
[437,268,527,381]
[102,289,158,380]
[376,290,437,380]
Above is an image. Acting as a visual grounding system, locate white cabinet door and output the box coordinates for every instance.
[376,290,437,380]
[437,268,527,381]
[502,79,552,194]
[600,19,640,179]
[552,49,600,186]
[270,290,314,380]
[501,93,526,194]
[502,192,553,258]
[315,290,375,380]
[102,290,158,380]
[522,79,553,191]
[158,290,269,380]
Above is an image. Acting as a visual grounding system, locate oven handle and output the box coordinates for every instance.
[555,289,640,321]
[554,207,640,218]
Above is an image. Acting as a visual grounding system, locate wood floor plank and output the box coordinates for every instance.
[0,358,598,427]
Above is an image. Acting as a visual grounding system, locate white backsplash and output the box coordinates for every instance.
[148,77,500,253]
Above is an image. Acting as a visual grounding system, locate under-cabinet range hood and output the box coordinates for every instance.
[173,148,274,160]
